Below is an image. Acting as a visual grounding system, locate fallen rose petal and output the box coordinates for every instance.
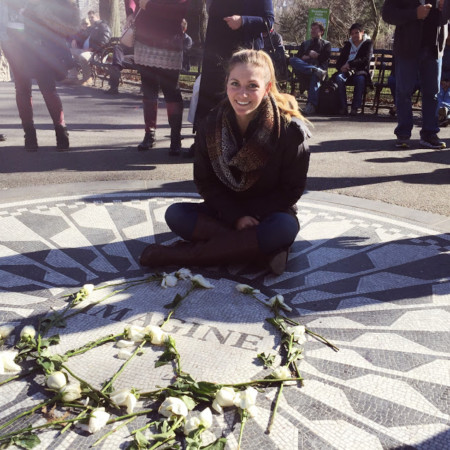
[117,349,133,360]
[191,274,214,289]
[158,397,189,418]
[88,407,110,433]
[0,324,14,339]
[116,339,135,348]
[0,350,21,374]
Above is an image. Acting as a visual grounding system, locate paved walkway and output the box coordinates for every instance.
[0,81,449,449]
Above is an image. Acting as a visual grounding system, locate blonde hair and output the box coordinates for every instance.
[226,49,305,121]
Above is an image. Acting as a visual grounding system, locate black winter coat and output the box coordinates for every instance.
[194,108,310,226]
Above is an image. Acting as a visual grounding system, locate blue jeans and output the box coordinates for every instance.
[395,47,441,138]
[335,72,366,109]
[289,57,321,107]
[165,202,299,254]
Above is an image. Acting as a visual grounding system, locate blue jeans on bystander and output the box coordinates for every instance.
[335,72,366,110]
[289,57,322,107]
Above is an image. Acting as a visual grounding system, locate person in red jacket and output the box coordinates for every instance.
[125,0,189,155]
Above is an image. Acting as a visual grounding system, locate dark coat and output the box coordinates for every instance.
[196,0,274,123]
[297,37,332,70]
[88,20,111,52]
[382,0,448,58]
[194,108,310,226]
[133,0,189,51]
[336,39,373,74]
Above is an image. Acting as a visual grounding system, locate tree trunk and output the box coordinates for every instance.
[186,0,207,46]
[99,0,121,38]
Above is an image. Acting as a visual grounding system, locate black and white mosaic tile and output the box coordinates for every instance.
[0,192,449,449]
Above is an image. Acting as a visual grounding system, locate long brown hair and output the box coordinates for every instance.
[225,49,305,121]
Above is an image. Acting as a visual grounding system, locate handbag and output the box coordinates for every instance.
[264,22,289,82]
[120,10,141,48]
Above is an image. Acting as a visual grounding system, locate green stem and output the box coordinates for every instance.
[60,409,88,434]
[266,382,284,434]
[131,420,158,435]
[93,416,137,446]
[0,367,39,386]
[305,328,340,352]
[64,333,124,358]
[138,387,167,399]
[101,341,146,393]
[237,412,247,450]
[148,416,184,450]
[223,377,302,388]
[160,310,174,329]
[0,396,58,432]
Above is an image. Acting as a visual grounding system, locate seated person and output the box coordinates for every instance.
[334,23,373,116]
[289,21,331,115]
[70,10,111,86]
[106,43,135,94]
[263,27,288,81]
[181,18,193,72]
[438,75,450,127]
[63,18,90,83]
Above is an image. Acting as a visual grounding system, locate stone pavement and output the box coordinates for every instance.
[0,81,449,449]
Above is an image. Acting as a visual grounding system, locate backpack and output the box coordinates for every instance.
[317,79,340,115]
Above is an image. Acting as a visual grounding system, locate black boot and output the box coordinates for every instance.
[169,131,181,156]
[55,125,69,151]
[138,130,156,151]
[106,65,120,94]
[24,125,38,152]
[167,102,183,156]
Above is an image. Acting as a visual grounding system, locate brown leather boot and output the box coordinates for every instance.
[190,214,232,242]
[139,228,261,268]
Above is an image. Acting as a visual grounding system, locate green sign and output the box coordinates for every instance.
[306,8,330,39]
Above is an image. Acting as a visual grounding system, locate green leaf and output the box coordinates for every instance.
[12,433,41,449]
[257,352,275,368]
[164,293,184,309]
[135,430,150,447]
[180,395,196,410]
[201,437,227,450]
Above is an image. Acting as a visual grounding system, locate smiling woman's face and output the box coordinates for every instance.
[226,63,269,129]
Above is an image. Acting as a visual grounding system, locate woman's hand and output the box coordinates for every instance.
[224,15,243,30]
[139,0,150,10]
[235,216,259,230]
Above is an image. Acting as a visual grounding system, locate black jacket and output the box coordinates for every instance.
[297,37,332,70]
[88,20,111,52]
[194,107,310,226]
[382,0,448,58]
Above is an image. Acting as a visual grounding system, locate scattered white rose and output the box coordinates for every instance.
[145,325,168,346]
[125,325,146,342]
[158,397,189,418]
[214,387,235,408]
[82,284,94,295]
[272,366,291,380]
[268,294,292,312]
[60,381,82,402]
[116,339,135,348]
[88,407,110,433]
[286,325,307,345]
[110,388,137,414]
[235,284,260,295]
[233,387,257,410]
[46,371,67,390]
[0,324,14,339]
[161,273,178,289]
[117,349,133,360]
[191,274,214,289]
[198,407,213,429]
[184,416,201,435]
[20,325,36,340]
[175,268,192,280]
[0,350,21,375]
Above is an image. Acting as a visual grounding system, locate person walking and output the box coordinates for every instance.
[126,0,189,155]
[139,49,311,275]
[382,0,449,149]
[1,0,79,151]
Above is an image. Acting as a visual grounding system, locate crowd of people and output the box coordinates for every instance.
[0,0,448,273]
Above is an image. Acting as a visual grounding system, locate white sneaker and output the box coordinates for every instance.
[313,67,327,82]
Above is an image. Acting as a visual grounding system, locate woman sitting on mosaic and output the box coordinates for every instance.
[140,49,311,275]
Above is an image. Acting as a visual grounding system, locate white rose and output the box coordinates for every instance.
[60,381,82,402]
[233,387,257,410]
[198,407,213,429]
[116,339,135,348]
[184,416,201,435]
[20,325,36,339]
[212,399,223,414]
[175,268,192,280]
[247,405,258,418]
[125,325,146,342]
[82,284,95,295]
[0,350,21,374]
[145,325,168,346]
[46,371,67,390]
[286,325,306,345]
[88,407,110,433]
[117,349,133,360]
[0,325,14,339]
[214,387,235,408]
[110,388,137,414]
[235,284,260,294]
[272,366,291,380]
[191,274,214,289]
[158,397,188,418]
[268,294,292,312]
[161,273,178,289]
